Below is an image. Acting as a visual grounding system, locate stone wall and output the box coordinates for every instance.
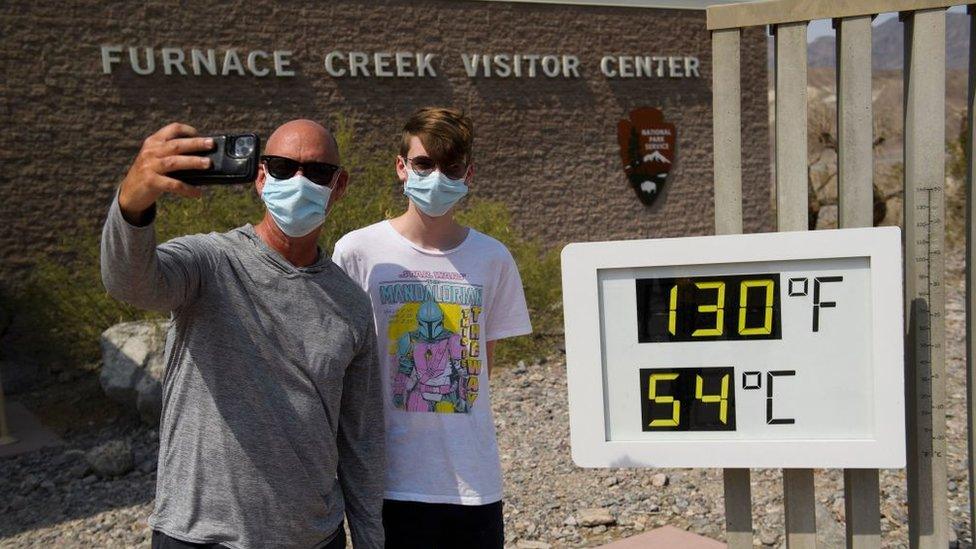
[0,0,770,283]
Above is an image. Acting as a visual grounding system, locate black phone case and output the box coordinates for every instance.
[171,134,260,186]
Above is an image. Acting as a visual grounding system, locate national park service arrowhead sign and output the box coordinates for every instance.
[617,107,676,206]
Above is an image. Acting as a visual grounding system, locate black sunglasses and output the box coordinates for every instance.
[402,155,469,180]
[261,155,342,188]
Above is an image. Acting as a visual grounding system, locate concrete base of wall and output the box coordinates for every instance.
[0,402,62,458]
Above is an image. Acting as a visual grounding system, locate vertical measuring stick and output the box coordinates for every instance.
[965,4,976,547]
[903,9,947,549]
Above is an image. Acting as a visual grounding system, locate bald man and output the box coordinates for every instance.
[101,122,384,549]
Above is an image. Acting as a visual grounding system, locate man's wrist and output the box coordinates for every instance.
[117,193,156,227]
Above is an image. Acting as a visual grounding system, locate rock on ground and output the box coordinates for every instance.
[100,320,169,424]
[86,439,134,479]
[577,509,615,528]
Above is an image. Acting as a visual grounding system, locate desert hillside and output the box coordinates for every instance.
[769,66,970,233]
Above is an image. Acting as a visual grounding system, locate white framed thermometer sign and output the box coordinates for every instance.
[561,227,905,468]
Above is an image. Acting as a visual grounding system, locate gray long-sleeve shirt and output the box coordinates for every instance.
[100,194,384,549]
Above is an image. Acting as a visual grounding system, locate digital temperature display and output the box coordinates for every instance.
[561,228,906,468]
[640,367,736,431]
[636,274,782,342]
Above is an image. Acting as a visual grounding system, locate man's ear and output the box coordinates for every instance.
[465,163,475,185]
[255,164,266,195]
[327,170,349,211]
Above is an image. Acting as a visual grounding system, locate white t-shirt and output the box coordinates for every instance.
[332,220,532,505]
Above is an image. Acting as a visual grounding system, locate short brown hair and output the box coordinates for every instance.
[399,107,473,165]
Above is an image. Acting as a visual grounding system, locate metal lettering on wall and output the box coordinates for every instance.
[617,107,676,206]
[99,47,702,79]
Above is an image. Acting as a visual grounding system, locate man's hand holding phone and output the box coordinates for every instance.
[118,123,212,225]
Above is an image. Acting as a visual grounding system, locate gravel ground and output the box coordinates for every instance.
[1,252,973,548]
[0,417,158,548]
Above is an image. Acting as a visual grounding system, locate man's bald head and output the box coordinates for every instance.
[264,119,340,165]
[255,119,349,221]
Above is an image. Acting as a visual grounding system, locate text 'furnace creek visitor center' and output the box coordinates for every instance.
[0,0,771,281]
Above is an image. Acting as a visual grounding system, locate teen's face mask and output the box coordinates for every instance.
[261,173,332,237]
[403,166,469,217]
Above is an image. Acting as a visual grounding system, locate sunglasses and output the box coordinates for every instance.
[261,155,342,187]
[402,155,469,180]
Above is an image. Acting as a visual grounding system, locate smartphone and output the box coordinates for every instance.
[171,133,260,185]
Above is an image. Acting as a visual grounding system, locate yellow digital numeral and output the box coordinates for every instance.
[692,282,725,337]
[738,279,774,335]
[668,285,678,335]
[648,372,680,427]
[695,374,729,424]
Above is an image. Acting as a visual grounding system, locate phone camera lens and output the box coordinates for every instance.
[232,135,256,158]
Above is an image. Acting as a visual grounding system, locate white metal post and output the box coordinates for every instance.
[774,19,817,549]
[712,25,753,549]
[836,14,882,549]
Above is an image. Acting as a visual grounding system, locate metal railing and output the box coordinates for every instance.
[707,1,975,547]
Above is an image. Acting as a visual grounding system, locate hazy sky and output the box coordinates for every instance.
[807,6,967,42]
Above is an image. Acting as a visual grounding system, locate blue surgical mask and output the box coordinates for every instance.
[261,173,332,237]
[403,168,469,217]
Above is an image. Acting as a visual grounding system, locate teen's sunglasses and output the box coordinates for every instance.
[401,155,469,180]
[261,155,342,188]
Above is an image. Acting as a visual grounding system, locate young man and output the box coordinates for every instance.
[332,107,532,548]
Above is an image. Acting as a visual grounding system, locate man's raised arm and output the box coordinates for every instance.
[100,123,213,312]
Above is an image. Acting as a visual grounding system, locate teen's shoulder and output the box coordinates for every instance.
[467,229,516,262]
[337,220,388,247]
[333,222,389,260]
